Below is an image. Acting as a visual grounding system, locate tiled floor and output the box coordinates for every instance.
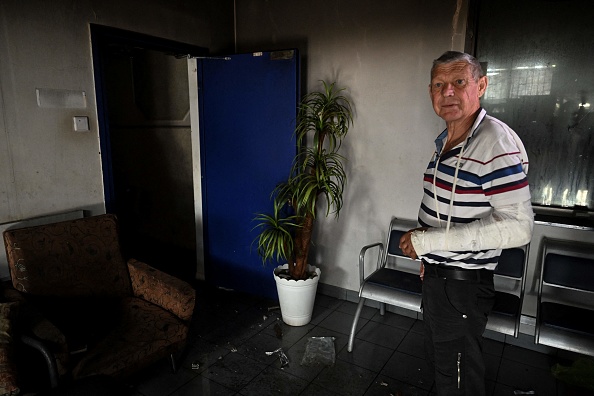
[122,281,592,396]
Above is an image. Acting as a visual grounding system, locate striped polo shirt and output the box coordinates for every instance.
[417,108,531,270]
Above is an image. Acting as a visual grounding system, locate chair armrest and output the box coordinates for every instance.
[127,259,196,322]
[3,288,69,357]
[2,296,65,390]
[358,242,384,285]
[20,334,60,389]
[1,301,21,394]
[1,283,27,303]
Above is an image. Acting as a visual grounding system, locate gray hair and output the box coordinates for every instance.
[431,51,484,82]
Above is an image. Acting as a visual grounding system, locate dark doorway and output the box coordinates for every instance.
[91,25,207,282]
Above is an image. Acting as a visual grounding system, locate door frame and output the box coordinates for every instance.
[90,24,208,212]
[90,25,208,280]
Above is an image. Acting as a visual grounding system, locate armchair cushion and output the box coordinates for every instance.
[4,214,132,298]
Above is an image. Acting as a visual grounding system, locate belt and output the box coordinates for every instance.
[422,261,493,282]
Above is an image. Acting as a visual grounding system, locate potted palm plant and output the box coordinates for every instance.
[253,80,354,325]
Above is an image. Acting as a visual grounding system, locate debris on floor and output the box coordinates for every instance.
[300,336,336,366]
[266,348,289,368]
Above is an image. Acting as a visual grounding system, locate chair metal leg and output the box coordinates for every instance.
[348,298,366,352]
[380,302,386,316]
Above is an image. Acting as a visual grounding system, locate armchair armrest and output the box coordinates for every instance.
[2,286,68,360]
[127,259,196,322]
[1,301,21,394]
[1,292,66,390]
[1,283,27,303]
[358,242,384,285]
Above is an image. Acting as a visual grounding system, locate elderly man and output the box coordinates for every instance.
[399,51,534,395]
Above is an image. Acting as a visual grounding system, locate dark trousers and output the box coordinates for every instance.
[422,271,495,396]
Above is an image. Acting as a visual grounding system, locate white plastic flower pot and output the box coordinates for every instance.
[273,264,321,326]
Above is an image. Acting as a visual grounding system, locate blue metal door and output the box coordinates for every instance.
[198,50,299,299]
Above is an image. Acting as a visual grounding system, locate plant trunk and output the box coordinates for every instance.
[290,213,314,280]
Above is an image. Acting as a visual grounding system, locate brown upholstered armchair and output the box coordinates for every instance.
[2,214,196,390]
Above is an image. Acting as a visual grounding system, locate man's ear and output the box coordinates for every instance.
[478,76,488,97]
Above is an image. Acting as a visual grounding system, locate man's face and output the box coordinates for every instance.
[429,61,487,123]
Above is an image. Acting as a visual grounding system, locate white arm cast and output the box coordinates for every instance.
[410,199,534,256]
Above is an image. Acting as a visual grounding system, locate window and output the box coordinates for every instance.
[472,0,594,219]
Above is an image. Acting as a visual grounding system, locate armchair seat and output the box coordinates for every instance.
[72,296,189,379]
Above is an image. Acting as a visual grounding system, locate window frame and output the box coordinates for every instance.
[465,0,594,228]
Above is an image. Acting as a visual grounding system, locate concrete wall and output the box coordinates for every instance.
[0,0,234,223]
[235,0,470,293]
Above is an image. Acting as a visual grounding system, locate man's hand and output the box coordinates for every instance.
[399,227,426,260]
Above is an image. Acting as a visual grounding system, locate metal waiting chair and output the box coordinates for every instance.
[486,244,529,337]
[535,238,594,356]
[348,217,421,352]
[348,217,531,352]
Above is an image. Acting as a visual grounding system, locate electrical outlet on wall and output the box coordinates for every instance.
[73,116,90,132]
